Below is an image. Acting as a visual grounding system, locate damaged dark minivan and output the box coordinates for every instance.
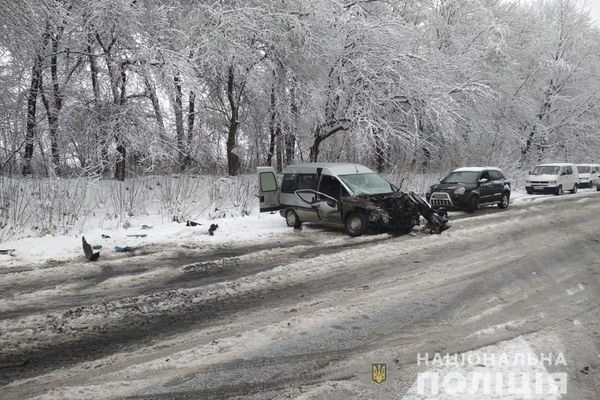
[258,163,449,236]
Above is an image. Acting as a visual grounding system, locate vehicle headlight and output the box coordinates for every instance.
[526,180,532,184]
[454,187,466,195]
[426,186,432,194]
[549,180,557,184]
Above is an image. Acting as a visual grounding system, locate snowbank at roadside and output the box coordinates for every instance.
[0,211,288,270]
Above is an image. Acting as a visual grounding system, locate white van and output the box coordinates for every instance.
[258,163,445,236]
[525,163,579,195]
[576,164,600,188]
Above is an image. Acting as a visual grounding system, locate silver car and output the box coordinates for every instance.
[258,163,424,236]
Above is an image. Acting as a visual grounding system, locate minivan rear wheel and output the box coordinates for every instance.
[345,212,368,237]
[571,184,578,194]
[285,209,302,229]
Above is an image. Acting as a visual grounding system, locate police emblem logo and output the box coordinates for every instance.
[371,363,387,384]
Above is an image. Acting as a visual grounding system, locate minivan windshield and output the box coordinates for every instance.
[339,173,394,195]
[441,171,479,184]
[577,166,591,173]
[531,165,561,175]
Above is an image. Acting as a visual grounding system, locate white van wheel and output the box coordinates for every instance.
[285,210,302,228]
[571,184,577,194]
[555,185,563,196]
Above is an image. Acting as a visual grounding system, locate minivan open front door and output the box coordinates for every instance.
[258,166,281,212]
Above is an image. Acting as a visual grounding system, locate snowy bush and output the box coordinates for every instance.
[0,177,90,242]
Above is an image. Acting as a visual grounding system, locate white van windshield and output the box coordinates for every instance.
[339,173,394,195]
[531,165,561,175]
[577,166,591,173]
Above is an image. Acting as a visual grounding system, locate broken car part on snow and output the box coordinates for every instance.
[82,237,100,261]
[258,163,450,236]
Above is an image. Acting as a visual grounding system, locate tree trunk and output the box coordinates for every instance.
[286,76,299,166]
[113,64,127,180]
[275,126,283,173]
[185,90,195,169]
[115,144,126,181]
[309,134,322,162]
[374,131,385,173]
[144,75,166,139]
[173,74,185,168]
[87,39,101,105]
[22,54,44,176]
[226,66,240,176]
[285,134,295,166]
[266,80,277,166]
[39,35,63,175]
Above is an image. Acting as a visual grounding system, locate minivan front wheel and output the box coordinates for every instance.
[555,185,563,196]
[570,184,578,194]
[285,209,302,229]
[345,212,368,237]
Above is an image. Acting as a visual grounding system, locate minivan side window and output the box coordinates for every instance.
[318,175,347,200]
[281,174,298,193]
[298,174,318,191]
[281,173,318,193]
[565,166,573,175]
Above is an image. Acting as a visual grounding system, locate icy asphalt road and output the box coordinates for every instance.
[1,191,599,399]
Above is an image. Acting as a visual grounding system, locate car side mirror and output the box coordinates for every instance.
[478,178,489,184]
[561,172,567,176]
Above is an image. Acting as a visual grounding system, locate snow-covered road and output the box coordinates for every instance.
[1,191,599,399]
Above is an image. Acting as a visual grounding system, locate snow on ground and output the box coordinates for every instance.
[2,188,598,271]
[0,211,288,270]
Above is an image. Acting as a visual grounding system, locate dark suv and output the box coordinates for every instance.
[426,167,511,212]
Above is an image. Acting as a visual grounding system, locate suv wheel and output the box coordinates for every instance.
[498,192,510,209]
[555,185,563,196]
[345,212,368,237]
[467,195,479,213]
[571,184,578,194]
[285,209,302,228]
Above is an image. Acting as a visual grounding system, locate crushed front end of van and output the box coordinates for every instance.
[341,191,450,235]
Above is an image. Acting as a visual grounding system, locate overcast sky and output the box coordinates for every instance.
[590,2,600,23]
